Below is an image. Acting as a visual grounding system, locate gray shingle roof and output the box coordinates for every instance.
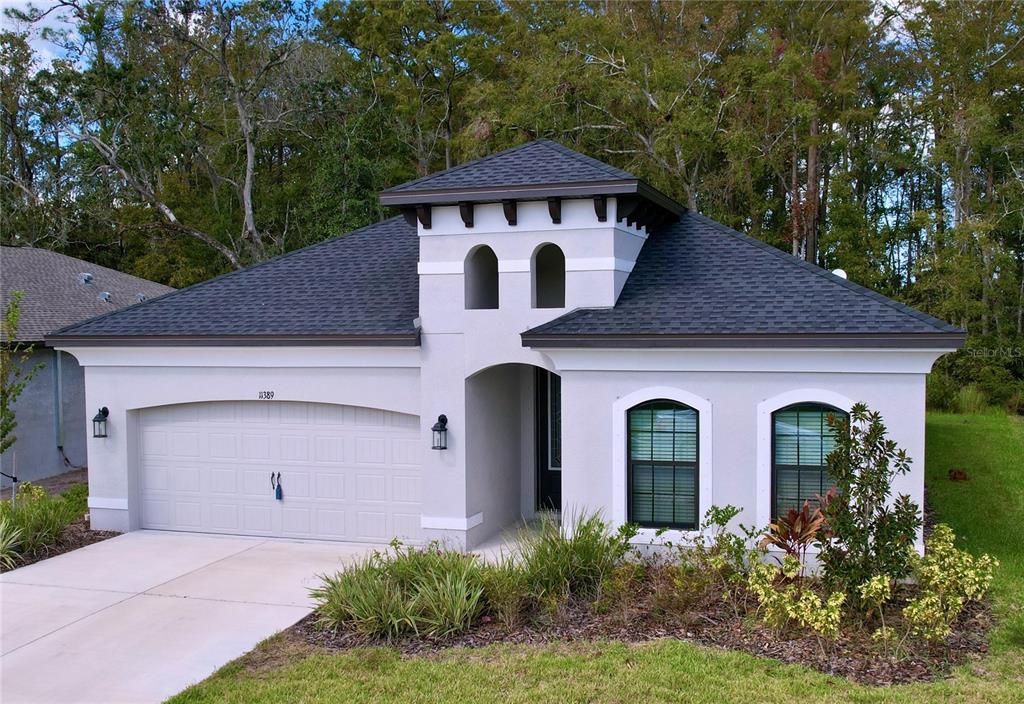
[384,139,636,194]
[1,247,174,343]
[521,212,963,347]
[47,217,419,344]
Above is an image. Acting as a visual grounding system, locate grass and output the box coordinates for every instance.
[168,413,1024,704]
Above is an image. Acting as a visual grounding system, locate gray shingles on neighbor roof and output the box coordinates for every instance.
[45,141,963,349]
[384,139,636,194]
[47,217,419,344]
[1,247,174,343]
[521,212,962,347]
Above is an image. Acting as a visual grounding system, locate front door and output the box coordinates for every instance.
[535,369,562,511]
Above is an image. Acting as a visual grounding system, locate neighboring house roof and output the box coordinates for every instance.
[1,246,174,344]
[47,217,420,346]
[46,141,964,350]
[379,139,682,216]
[521,212,963,348]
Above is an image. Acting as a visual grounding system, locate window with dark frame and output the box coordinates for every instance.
[771,403,848,520]
[627,400,698,530]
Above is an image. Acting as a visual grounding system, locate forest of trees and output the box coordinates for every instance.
[2,1,1023,406]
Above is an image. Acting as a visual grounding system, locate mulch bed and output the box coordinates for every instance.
[292,577,992,687]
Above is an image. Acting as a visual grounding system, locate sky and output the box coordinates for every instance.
[1,0,76,66]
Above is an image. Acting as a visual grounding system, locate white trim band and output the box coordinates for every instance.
[88,496,129,511]
[420,512,484,531]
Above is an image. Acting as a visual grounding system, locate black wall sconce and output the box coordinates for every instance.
[92,407,109,438]
[431,414,448,450]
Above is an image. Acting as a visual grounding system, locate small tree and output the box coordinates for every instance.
[817,403,922,601]
[1,292,43,459]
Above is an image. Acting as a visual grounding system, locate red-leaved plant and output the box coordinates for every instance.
[760,500,826,571]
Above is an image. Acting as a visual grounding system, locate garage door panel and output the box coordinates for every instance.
[140,401,422,542]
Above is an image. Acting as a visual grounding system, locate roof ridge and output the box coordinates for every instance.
[687,211,961,334]
[49,216,406,338]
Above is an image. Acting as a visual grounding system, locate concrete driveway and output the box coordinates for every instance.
[0,531,377,704]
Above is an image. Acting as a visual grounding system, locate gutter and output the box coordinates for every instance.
[520,332,967,350]
[45,331,422,348]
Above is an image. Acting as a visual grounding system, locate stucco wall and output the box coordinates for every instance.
[552,352,934,548]
[61,346,422,531]
[465,364,524,543]
[1,349,86,487]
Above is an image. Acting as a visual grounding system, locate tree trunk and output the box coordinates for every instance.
[805,115,820,266]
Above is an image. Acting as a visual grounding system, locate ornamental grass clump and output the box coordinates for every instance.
[517,510,636,603]
[311,541,484,640]
[0,482,83,563]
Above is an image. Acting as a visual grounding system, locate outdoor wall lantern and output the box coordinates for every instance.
[431,414,448,450]
[92,407,110,438]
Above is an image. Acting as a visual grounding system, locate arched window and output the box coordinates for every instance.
[465,245,498,309]
[771,403,848,520]
[627,400,698,529]
[532,243,565,308]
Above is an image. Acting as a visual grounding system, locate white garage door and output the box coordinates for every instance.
[139,401,423,542]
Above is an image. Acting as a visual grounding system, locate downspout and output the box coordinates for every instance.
[54,348,65,452]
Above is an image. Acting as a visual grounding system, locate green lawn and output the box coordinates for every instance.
[169,413,1024,704]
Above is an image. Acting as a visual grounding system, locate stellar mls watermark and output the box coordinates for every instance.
[967,347,1024,359]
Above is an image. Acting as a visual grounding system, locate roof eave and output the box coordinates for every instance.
[379,179,685,215]
[46,332,422,348]
[520,332,966,350]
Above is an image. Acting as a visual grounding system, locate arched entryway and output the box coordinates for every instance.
[464,363,561,540]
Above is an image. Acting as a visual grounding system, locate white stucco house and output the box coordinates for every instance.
[48,140,963,549]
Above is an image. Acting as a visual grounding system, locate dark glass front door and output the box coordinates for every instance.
[535,369,562,511]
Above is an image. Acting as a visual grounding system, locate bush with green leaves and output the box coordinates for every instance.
[517,510,636,603]
[748,556,845,642]
[669,505,764,615]
[816,403,922,602]
[311,541,485,640]
[902,524,998,642]
[925,371,958,411]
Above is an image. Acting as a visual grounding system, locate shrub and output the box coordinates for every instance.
[595,560,647,621]
[517,511,635,603]
[976,366,1016,407]
[902,524,998,642]
[480,557,530,630]
[650,562,710,617]
[673,505,763,616]
[0,484,80,558]
[954,384,988,414]
[926,371,958,411]
[748,558,845,641]
[760,500,824,567]
[817,404,922,603]
[60,484,89,516]
[311,542,485,640]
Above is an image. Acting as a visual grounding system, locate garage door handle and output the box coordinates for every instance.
[274,472,283,501]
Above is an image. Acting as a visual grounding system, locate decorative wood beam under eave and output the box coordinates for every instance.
[547,197,561,224]
[416,205,432,229]
[593,195,607,222]
[502,199,517,226]
[459,201,474,228]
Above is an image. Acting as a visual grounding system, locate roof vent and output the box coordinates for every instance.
[98,291,112,302]
[79,272,94,284]
[135,293,147,303]
[831,268,848,280]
